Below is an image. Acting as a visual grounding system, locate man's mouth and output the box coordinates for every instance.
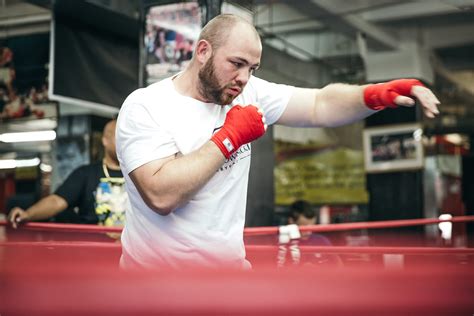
[227,87,241,96]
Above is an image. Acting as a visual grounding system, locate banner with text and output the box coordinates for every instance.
[275,142,369,205]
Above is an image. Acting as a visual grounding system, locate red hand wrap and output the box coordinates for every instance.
[211,105,265,159]
[363,79,425,111]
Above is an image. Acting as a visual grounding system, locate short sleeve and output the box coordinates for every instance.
[116,101,179,175]
[249,76,295,125]
[55,166,88,207]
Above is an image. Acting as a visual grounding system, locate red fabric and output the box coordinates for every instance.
[211,105,265,158]
[363,79,424,111]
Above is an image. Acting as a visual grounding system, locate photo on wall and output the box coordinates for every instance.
[0,33,55,124]
[363,123,424,173]
[144,1,202,85]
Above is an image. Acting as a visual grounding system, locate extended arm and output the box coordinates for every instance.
[277,79,440,127]
[8,194,68,228]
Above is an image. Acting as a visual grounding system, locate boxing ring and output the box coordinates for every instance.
[1,216,473,315]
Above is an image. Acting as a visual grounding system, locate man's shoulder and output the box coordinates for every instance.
[241,76,275,96]
[122,77,175,107]
[247,75,270,86]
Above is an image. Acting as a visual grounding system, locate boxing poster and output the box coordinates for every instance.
[144,2,202,85]
[0,33,55,123]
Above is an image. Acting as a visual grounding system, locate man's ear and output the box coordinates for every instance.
[195,39,212,64]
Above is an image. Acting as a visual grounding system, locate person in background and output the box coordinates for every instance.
[278,200,343,267]
[8,120,128,228]
[287,200,331,242]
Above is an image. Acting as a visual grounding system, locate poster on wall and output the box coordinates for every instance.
[0,33,55,124]
[274,141,369,205]
[144,2,202,85]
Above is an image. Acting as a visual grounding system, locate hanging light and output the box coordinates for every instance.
[0,130,56,143]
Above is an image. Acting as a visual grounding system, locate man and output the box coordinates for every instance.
[278,200,341,267]
[287,201,329,241]
[116,14,439,269]
[8,120,127,228]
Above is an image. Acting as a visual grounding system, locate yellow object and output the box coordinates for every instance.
[275,145,368,205]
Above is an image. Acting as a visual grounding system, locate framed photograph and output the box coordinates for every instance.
[144,1,202,85]
[363,123,424,173]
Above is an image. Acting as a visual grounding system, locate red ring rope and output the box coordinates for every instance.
[1,241,473,255]
[245,215,474,236]
[246,245,474,254]
[0,221,122,233]
[1,215,473,235]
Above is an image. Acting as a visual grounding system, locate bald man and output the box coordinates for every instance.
[116,14,440,269]
[8,120,127,228]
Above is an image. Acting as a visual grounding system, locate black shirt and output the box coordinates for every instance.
[54,162,123,224]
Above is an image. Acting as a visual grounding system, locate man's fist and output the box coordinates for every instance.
[363,79,440,118]
[211,105,266,159]
[363,79,424,110]
[8,207,28,229]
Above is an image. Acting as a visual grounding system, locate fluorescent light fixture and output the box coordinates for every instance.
[0,160,16,169]
[0,130,56,143]
[0,158,41,169]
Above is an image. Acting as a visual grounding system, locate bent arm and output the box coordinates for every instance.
[23,194,68,221]
[129,141,225,216]
[8,194,68,226]
[277,84,374,128]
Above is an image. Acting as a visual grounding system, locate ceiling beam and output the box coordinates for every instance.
[432,54,474,99]
[285,0,399,50]
[424,23,474,49]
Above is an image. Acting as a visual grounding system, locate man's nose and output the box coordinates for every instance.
[235,68,251,86]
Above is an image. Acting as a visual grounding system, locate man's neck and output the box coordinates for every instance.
[103,157,120,170]
[173,67,207,102]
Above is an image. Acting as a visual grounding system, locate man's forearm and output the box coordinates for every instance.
[25,194,68,221]
[131,141,226,215]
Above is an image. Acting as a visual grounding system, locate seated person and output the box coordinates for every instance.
[278,200,342,267]
[7,120,128,228]
[287,200,332,245]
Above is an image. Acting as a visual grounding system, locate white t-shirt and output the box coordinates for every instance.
[116,75,294,269]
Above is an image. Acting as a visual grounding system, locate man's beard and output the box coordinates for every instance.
[198,57,239,105]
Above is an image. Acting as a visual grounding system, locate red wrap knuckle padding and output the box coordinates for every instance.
[211,105,265,159]
[363,79,425,111]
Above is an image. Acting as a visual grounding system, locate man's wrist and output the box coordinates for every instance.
[22,209,35,221]
[210,131,235,159]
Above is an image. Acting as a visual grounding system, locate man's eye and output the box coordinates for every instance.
[232,62,242,68]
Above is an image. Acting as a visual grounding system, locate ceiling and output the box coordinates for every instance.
[248,1,474,69]
[1,0,474,136]
[247,0,474,134]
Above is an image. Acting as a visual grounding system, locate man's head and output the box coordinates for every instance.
[194,14,262,105]
[288,200,317,226]
[102,119,117,162]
